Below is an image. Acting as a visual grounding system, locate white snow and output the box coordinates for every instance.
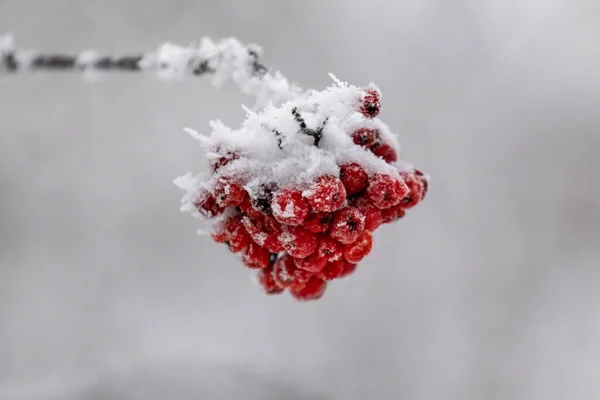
[176,74,406,224]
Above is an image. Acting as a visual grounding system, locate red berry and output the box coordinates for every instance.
[257,265,284,295]
[272,255,312,289]
[351,127,381,148]
[350,197,383,231]
[241,215,266,243]
[304,212,333,233]
[338,260,358,278]
[330,207,365,244]
[398,172,424,209]
[414,168,429,200]
[303,176,346,212]
[194,191,224,219]
[365,174,409,209]
[380,206,398,223]
[290,277,327,301]
[294,253,328,273]
[272,188,311,225]
[263,232,285,253]
[224,216,251,253]
[358,87,381,118]
[262,214,281,232]
[343,231,373,263]
[213,177,246,207]
[316,234,343,262]
[210,221,229,243]
[241,243,271,269]
[371,143,397,163]
[318,259,346,281]
[279,225,318,258]
[339,163,368,196]
[239,194,263,219]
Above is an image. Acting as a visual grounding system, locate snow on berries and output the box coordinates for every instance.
[175,75,430,301]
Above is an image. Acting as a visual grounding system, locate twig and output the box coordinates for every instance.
[0,33,303,109]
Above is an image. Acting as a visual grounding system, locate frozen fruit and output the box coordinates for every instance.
[316,234,343,262]
[272,255,313,289]
[358,86,381,118]
[351,127,381,148]
[290,277,327,301]
[194,191,224,219]
[294,253,328,273]
[330,207,365,244]
[279,225,319,258]
[304,212,333,233]
[365,174,409,209]
[272,187,311,225]
[371,143,397,163]
[257,265,284,295]
[319,259,346,281]
[343,231,373,263]
[242,243,271,269]
[350,197,383,232]
[213,177,246,207]
[339,163,368,196]
[303,175,346,212]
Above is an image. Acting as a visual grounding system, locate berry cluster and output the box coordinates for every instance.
[176,76,429,301]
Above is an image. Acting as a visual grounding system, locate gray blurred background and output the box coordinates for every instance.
[1,1,599,399]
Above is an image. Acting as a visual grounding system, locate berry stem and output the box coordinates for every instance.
[291,107,328,147]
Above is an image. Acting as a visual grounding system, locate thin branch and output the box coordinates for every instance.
[0,34,303,109]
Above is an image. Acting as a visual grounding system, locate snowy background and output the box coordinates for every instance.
[1,1,599,399]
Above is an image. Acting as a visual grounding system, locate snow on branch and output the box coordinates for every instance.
[0,33,302,109]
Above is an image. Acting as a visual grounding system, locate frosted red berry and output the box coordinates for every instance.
[380,206,398,224]
[290,277,327,301]
[304,212,333,233]
[213,177,246,207]
[303,175,346,212]
[343,231,373,263]
[398,172,424,209]
[294,253,328,273]
[239,194,263,219]
[371,143,397,163]
[257,265,284,295]
[350,197,383,232]
[339,163,368,196]
[210,221,229,243]
[223,216,251,253]
[272,187,311,225]
[279,225,318,258]
[272,255,313,289]
[194,192,224,219]
[316,234,343,262]
[338,260,358,278]
[319,259,346,281]
[414,168,429,200]
[358,87,381,118]
[330,207,365,244]
[242,243,271,269]
[365,174,409,209]
[351,127,381,148]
